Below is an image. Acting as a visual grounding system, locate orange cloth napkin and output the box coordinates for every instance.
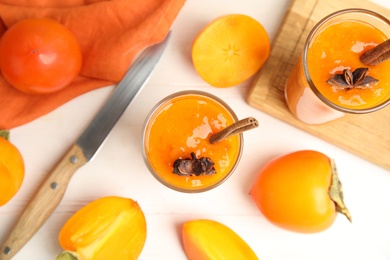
[0,0,185,130]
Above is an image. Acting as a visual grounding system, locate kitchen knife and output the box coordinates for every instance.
[0,32,171,260]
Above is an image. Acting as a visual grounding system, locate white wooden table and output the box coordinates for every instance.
[1,1,390,259]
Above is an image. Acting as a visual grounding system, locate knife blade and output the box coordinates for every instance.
[0,32,171,259]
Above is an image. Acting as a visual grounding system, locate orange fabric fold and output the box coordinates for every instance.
[0,0,185,129]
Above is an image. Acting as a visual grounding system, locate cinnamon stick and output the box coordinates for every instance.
[209,117,259,144]
[360,39,390,65]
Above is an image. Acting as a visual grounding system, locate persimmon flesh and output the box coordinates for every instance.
[250,150,351,233]
[182,219,258,260]
[0,18,82,94]
[192,14,270,87]
[58,196,147,260]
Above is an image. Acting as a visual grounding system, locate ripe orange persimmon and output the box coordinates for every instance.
[250,150,351,233]
[0,18,82,94]
[182,219,258,260]
[192,14,270,87]
[58,196,147,260]
[0,131,24,206]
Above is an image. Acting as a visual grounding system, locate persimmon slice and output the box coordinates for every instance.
[192,14,270,87]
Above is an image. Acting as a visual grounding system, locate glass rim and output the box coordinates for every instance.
[142,90,244,193]
[303,8,390,114]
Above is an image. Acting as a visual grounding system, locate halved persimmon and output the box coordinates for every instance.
[192,14,270,87]
[182,219,258,260]
[58,196,147,260]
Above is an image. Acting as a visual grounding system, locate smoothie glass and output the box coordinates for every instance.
[142,91,243,193]
[285,9,390,125]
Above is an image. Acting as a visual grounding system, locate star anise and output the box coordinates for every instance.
[172,152,216,176]
[326,67,378,90]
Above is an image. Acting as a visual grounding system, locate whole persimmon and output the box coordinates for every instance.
[0,18,82,94]
[0,131,24,206]
[250,150,351,233]
[192,14,270,88]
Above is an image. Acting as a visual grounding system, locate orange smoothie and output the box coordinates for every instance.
[285,10,390,124]
[143,91,242,192]
[308,21,390,109]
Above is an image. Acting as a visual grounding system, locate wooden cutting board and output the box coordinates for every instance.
[247,0,390,170]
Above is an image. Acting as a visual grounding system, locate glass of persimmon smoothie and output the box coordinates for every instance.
[285,9,390,125]
[143,91,243,193]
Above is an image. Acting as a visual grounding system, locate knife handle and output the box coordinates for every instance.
[0,144,87,260]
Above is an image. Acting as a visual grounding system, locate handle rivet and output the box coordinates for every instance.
[69,155,78,164]
[3,246,11,255]
[50,182,58,190]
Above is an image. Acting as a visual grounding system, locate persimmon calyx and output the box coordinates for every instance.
[56,251,80,260]
[329,159,352,222]
[0,130,9,140]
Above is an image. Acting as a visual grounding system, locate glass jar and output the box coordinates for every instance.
[285,9,390,124]
[143,91,243,193]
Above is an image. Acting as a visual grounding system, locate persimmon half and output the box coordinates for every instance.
[182,219,258,260]
[192,14,270,87]
[0,18,82,94]
[250,150,351,233]
[58,196,147,260]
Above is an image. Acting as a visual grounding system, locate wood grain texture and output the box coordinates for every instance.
[247,0,390,170]
[0,144,87,260]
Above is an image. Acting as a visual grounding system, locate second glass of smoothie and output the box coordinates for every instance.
[285,9,390,125]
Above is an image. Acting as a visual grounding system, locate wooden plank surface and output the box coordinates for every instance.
[247,0,390,170]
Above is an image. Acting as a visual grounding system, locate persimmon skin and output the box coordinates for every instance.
[182,219,258,260]
[250,150,337,233]
[192,14,270,88]
[59,196,147,260]
[0,18,82,94]
[0,137,24,206]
